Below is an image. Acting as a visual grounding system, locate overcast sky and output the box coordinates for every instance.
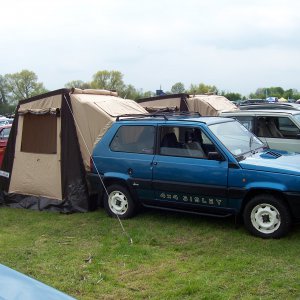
[1,0,299,96]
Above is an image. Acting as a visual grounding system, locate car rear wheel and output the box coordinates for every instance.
[104,184,136,219]
[243,194,291,239]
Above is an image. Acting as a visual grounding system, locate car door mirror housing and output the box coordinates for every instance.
[207,151,224,161]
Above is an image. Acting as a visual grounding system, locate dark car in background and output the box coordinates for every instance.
[0,124,12,166]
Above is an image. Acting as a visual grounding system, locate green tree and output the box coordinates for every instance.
[5,70,47,104]
[143,91,154,98]
[0,103,16,115]
[250,87,286,99]
[268,87,284,98]
[283,89,293,100]
[91,70,125,92]
[120,85,154,100]
[65,71,154,101]
[0,75,8,104]
[65,80,91,89]
[222,92,242,102]
[187,83,218,95]
[120,84,141,100]
[171,82,185,94]
[293,91,300,101]
[282,88,300,100]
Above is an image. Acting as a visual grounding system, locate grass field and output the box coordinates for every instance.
[1,206,300,299]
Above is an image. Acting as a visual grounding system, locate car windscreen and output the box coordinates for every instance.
[293,114,300,123]
[209,120,264,156]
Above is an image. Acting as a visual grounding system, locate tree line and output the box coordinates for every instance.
[1,69,300,115]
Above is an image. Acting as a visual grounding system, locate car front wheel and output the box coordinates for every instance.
[243,194,291,239]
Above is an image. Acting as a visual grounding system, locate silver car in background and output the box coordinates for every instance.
[221,109,300,152]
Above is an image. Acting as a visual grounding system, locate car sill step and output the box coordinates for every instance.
[142,204,233,218]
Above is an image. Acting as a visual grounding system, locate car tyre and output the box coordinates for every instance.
[243,194,291,239]
[104,184,136,219]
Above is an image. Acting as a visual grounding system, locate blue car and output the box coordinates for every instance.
[0,264,75,300]
[88,114,300,238]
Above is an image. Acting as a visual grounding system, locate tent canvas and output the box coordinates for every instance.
[137,94,189,112]
[0,88,147,212]
[138,94,238,115]
[186,95,238,116]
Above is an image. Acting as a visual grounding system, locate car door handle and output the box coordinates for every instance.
[152,162,157,166]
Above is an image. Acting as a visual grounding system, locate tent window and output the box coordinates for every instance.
[21,114,57,154]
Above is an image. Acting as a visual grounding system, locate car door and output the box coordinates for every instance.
[150,124,229,214]
[94,124,156,201]
[275,116,300,152]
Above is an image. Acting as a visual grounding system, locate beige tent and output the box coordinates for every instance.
[138,93,238,116]
[187,95,238,116]
[70,88,147,170]
[278,97,288,102]
[0,88,147,212]
[138,94,187,112]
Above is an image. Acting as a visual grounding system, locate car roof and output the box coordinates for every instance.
[116,114,234,126]
[239,103,300,110]
[222,109,300,116]
[176,116,234,125]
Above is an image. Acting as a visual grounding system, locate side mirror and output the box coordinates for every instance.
[207,151,224,161]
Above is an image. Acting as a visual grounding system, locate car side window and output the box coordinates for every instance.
[255,116,299,139]
[110,125,155,154]
[159,126,216,159]
[277,117,300,138]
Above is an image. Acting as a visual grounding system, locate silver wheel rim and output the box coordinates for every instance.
[108,190,128,215]
[250,203,281,234]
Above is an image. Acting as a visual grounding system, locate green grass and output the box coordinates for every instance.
[1,207,300,299]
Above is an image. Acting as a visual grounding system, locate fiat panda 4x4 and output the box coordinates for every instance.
[88,114,300,238]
